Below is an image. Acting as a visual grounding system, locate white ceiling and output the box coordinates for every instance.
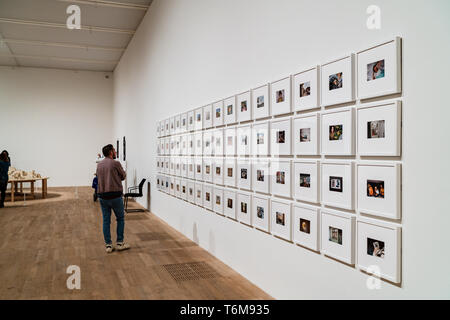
[0,0,152,72]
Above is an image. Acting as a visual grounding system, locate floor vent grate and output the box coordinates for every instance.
[162,262,220,282]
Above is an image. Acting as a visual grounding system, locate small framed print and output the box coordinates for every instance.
[203,130,213,156]
[169,157,175,175]
[237,191,252,226]
[165,119,170,136]
[224,96,237,125]
[156,157,161,173]
[293,113,319,155]
[252,121,270,156]
[321,54,355,107]
[159,121,164,137]
[252,195,270,232]
[180,134,188,155]
[224,158,237,187]
[164,137,170,156]
[203,184,213,210]
[224,127,237,156]
[157,139,161,155]
[181,113,188,133]
[213,129,224,156]
[321,107,355,156]
[321,209,355,265]
[223,189,237,219]
[237,91,252,122]
[180,179,188,201]
[214,187,224,215]
[203,158,213,183]
[237,159,252,191]
[161,139,166,155]
[156,175,161,191]
[187,110,195,132]
[213,100,224,127]
[174,135,181,155]
[164,157,169,174]
[271,117,292,156]
[252,160,270,194]
[271,160,292,198]
[164,176,170,193]
[187,134,194,155]
[169,176,175,196]
[203,104,213,129]
[170,136,176,155]
[270,199,292,241]
[293,66,320,112]
[187,157,195,179]
[357,100,401,156]
[271,77,292,116]
[157,122,161,138]
[194,183,203,206]
[294,160,320,204]
[169,117,175,135]
[293,204,320,251]
[237,125,252,156]
[252,84,270,119]
[194,157,203,181]
[321,161,354,210]
[174,157,181,176]
[213,158,224,185]
[357,37,402,100]
[194,107,203,131]
[357,162,401,220]
[194,132,203,156]
[175,115,181,134]
[181,157,188,178]
[187,181,195,203]
[357,217,401,283]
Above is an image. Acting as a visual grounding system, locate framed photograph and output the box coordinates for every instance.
[194,132,203,156]
[237,159,252,191]
[174,135,181,155]
[214,187,224,215]
[174,157,181,176]
[194,157,203,181]
[203,130,213,156]
[194,107,203,131]
[169,117,175,135]
[294,160,320,204]
[357,162,401,220]
[165,137,171,156]
[252,160,270,194]
[203,104,213,129]
[213,128,224,156]
[213,158,224,185]
[357,37,402,100]
[187,181,195,203]
[223,189,237,219]
[181,157,188,178]
[165,119,170,136]
[271,117,292,156]
[169,176,175,196]
[252,121,270,156]
[357,100,401,156]
[203,158,213,183]
[175,114,181,134]
[224,127,237,156]
[187,157,195,179]
[203,184,213,210]
[213,100,224,127]
[237,125,252,156]
[271,77,292,116]
[270,199,292,241]
[321,161,354,210]
[181,113,188,133]
[158,121,164,137]
[237,191,252,226]
[194,183,203,206]
[252,195,270,232]
[271,160,292,198]
[293,66,320,112]
[293,113,319,155]
[160,138,165,156]
[237,91,252,122]
[357,217,401,283]
[180,179,188,201]
[164,176,170,193]
[321,54,355,107]
[156,157,161,173]
[293,204,320,251]
[164,157,169,174]
[187,111,195,132]
[224,95,237,125]
[321,107,355,156]
[157,122,161,138]
[187,133,194,155]
[321,209,355,265]
[169,157,175,175]
[180,134,187,156]
[224,158,237,187]
[252,84,270,119]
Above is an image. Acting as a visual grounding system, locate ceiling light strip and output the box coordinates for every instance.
[56,0,150,10]
[3,38,125,52]
[0,53,118,65]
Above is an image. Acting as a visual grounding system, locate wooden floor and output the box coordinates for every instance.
[0,187,271,300]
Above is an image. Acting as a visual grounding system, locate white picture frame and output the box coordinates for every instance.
[169,157,175,175]
[224,95,237,125]
[252,121,270,156]
[252,84,270,119]
[237,159,252,191]
[174,135,181,156]
[224,127,237,156]
[321,107,355,156]
[321,54,355,107]
[252,195,270,232]
[174,157,181,176]
[357,37,402,100]
[187,110,195,132]
[237,91,252,122]
[252,159,270,194]
[357,100,402,156]
[321,209,355,265]
[270,199,292,241]
[271,117,292,156]
[321,161,354,210]
[180,134,187,156]
[194,182,203,206]
[175,114,181,134]
[181,157,188,178]
[187,133,194,155]
[203,130,213,156]
[180,179,188,201]
[169,176,175,196]
[237,125,252,156]
[271,160,292,198]
[213,157,224,185]
[187,157,195,179]
[164,157,169,174]
[294,160,320,204]
[237,191,252,226]
[224,158,237,188]
[213,100,224,127]
[223,188,237,220]
[357,162,401,220]
[203,104,213,129]
[213,128,224,156]
[194,157,203,181]
[203,157,213,183]
[181,113,188,133]
[293,204,320,252]
[165,119,170,136]
[293,113,319,155]
[194,107,203,131]
[187,181,195,203]
[293,66,320,112]
[169,116,175,135]
[271,77,292,116]
[203,184,213,210]
[214,187,224,215]
[194,132,203,156]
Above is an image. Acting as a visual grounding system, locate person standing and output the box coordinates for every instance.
[96,144,130,253]
[0,151,11,208]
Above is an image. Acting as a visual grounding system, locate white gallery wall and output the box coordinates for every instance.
[113,0,450,298]
[0,67,113,186]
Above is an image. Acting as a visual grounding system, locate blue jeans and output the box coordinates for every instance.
[99,197,125,245]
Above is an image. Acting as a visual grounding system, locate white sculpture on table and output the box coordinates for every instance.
[8,167,42,180]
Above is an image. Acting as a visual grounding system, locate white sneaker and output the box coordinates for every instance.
[106,244,114,253]
[116,242,130,251]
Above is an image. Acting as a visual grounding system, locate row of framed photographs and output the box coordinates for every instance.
[157,100,401,157]
[156,159,401,220]
[157,38,401,137]
[156,178,401,284]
